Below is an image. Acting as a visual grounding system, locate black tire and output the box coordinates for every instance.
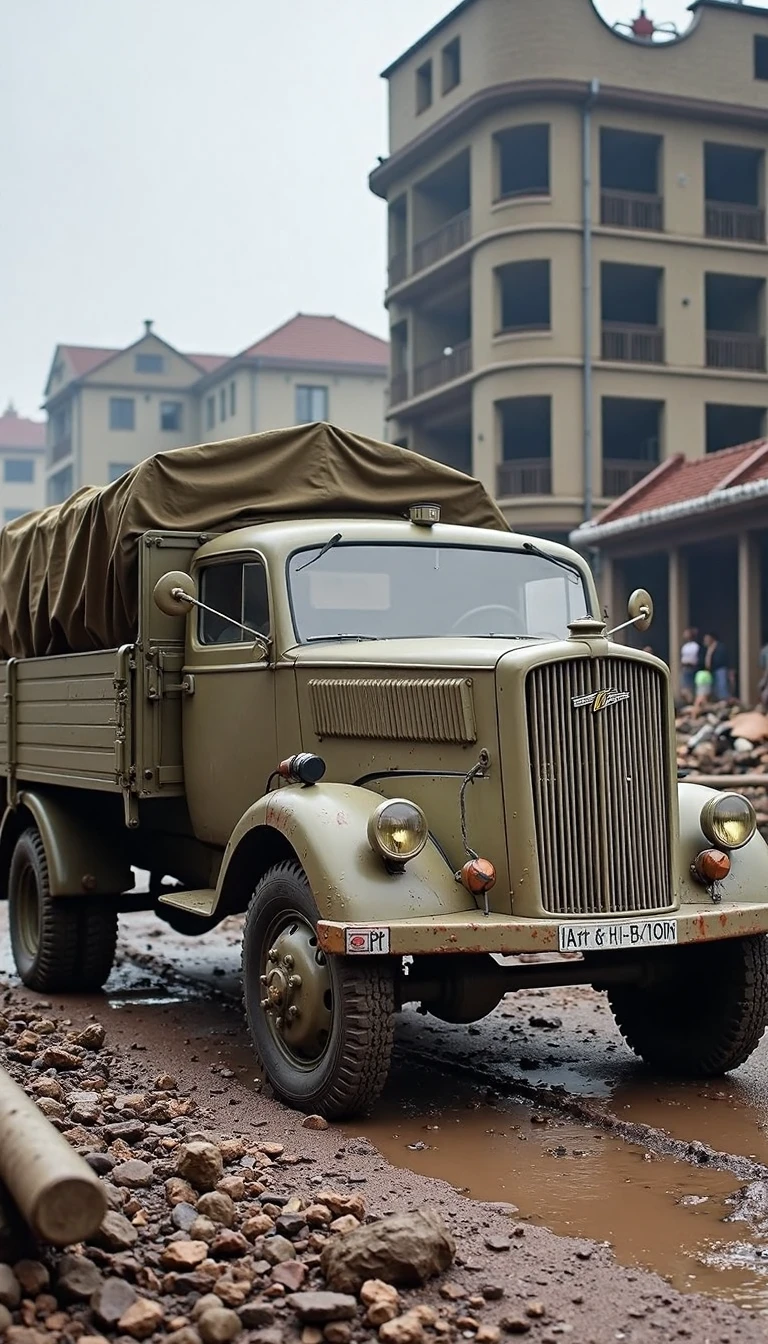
[608,935,768,1076]
[8,827,118,993]
[242,861,395,1118]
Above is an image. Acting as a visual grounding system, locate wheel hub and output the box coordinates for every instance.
[259,914,332,1063]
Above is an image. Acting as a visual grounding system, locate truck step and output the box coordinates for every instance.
[157,888,216,918]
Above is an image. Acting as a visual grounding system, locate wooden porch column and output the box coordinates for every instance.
[738,531,761,704]
[668,548,688,696]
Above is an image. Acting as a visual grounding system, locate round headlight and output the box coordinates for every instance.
[367,799,428,864]
[700,793,756,850]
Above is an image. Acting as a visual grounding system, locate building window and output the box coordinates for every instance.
[206,396,215,430]
[495,124,550,200]
[109,397,135,431]
[135,353,164,374]
[219,387,227,421]
[706,403,766,454]
[601,397,662,497]
[229,380,237,416]
[108,462,134,482]
[755,36,768,80]
[160,400,183,431]
[496,396,552,497]
[416,60,433,114]
[496,259,551,333]
[198,560,270,645]
[4,458,34,484]
[295,385,329,423]
[4,507,28,524]
[441,38,460,94]
[48,465,73,506]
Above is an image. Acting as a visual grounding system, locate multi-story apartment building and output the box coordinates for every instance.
[370,0,768,543]
[0,404,46,523]
[42,315,388,503]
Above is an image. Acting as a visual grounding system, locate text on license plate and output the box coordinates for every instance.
[558,919,678,953]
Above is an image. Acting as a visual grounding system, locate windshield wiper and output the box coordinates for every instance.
[304,634,379,643]
[522,540,579,583]
[296,532,343,573]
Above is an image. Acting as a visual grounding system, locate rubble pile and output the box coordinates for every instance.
[676,701,768,839]
[0,992,521,1344]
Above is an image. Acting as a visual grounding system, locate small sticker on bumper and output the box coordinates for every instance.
[345,927,391,955]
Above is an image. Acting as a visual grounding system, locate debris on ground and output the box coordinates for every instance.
[676,700,768,837]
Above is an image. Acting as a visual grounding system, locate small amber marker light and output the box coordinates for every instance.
[693,848,731,884]
[460,857,497,895]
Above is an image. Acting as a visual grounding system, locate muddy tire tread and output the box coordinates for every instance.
[608,934,768,1076]
[78,904,119,992]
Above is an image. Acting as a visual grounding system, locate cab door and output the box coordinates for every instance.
[182,553,277,845]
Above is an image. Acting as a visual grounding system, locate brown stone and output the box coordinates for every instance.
[197,1191,236,1227]
[258,1143,284,1158]
[56,1254,103,1303]
[113,1159,154,1189]
[304,1204,333,1227]
[197,1306,242,1343]
[330,1215,360,1235]
[75,1023,106,1050]
[91,1210,139,1251]
[167,1331,202,1344]
[323,1324,351,1344]
[320,1208,455,1293]
[499,1320,531,1336]
[217,1175,246,1201]
[118,1297,165,1339]
[13,1262,49,1297]
[166,1177,198,1206]
[301,1115,329,1130]
[379,1313,427,1344]
[524,1302,546,1320]
[270,1260,307,1291]
[178,1141,224,1192]
[91,1277,138,1328]
[242,1213,275,1240]
[286,1292,358,1323]
[316,1190,365,1221]
[190,1216,218,1243]
[214,1280,251,1307]
[476,1330,501,1344]
[154,1073,178,1091]
[40,1046,81,1070]
[262,1235,296,1265]
[218,1138,247,1164]
[192,1294,224,1319]
[0,1265,21,1308]
[161,1241,210,1269]
[361,1279,400,1327]
[210,1230,249,1259]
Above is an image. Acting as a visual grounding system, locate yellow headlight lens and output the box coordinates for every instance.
[700,793,756,851]
[367,799,428,864]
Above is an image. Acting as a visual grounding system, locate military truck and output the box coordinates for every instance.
[1,424,767,1118]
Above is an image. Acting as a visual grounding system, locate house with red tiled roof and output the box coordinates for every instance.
[0,404,46,525]
[42,315,388,505]
[571,438,768,703]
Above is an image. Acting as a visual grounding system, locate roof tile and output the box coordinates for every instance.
[595,440,768,523]
[241,313,388,368]
[0,410,46,449]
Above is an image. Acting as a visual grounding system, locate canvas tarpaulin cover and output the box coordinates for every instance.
[0,422,509,658]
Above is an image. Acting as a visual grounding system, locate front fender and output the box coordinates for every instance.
[0,790,133,898]
[677,782,768,904]
[216,782,470,923]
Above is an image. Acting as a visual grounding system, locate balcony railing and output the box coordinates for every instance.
[601,323,665,364]
[412,340,472,397]
[388,251,407,288]
[602,458,658,498]
[705,202,766,244]
[601,189,663,232]
[388,372,409,407]
[496,458,552,497]
[706,331,766,372]
[50,435,72,464]
[412,210,471,275]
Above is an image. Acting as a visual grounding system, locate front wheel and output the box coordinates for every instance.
[608,934,768,1076]
[242,861,395,1118]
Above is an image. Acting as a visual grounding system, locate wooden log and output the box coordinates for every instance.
[0,1065,106,1245]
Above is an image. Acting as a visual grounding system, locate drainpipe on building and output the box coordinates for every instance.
[582,77,600,527]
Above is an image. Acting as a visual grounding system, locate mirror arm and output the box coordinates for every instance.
[605,607,651,639]
[170,587,271,655]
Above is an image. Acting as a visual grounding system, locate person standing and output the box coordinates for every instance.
[680,627,700,702]
[703,632,729,702]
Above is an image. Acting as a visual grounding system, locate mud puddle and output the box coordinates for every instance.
[351,1058,768,1313]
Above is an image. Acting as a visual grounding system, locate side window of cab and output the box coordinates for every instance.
[198,559,270,646]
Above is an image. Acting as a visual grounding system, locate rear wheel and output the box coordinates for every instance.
[8,827,118,992]
[242,861,395,1118]
[608,935,768,1076]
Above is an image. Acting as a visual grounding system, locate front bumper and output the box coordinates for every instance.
[317,901,768,957]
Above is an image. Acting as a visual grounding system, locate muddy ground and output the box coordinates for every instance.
[5,909,768,1341]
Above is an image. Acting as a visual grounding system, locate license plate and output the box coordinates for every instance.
[558,918,678,953]
[345,926,391,955]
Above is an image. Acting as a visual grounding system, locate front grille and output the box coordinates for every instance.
[526,657,673,916]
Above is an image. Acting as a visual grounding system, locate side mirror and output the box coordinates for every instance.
[153,571,198,618]
[627,588,653,633]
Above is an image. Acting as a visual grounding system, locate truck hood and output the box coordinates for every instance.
[286,636,548,670]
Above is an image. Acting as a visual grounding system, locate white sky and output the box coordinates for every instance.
[2,0,766,417]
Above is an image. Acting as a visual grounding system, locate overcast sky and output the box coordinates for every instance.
[2,0,765,418]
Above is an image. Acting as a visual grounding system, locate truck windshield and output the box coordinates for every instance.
[287,543,589,642]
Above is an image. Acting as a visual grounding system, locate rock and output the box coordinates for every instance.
[13,1260,49,1296]
[258,1142,284,1158]
[276,1211,308,1238]
[166,1176,198,1206]
[173,1202,200,1232]
[499,1321,531,1336]
[75,1023,106,1050]
[304,1204,333,1227]
[316,1190,365,1221]
[92,1210,139,1251]
[178,1141,224,1192]
[118,1296,165,1339]
[167,1331,202,1344]
[190,1216,218,1243]
[40,1046,81,1070]
[113,1158,154,1189]
[439,1283,466,1302]
[91,1277,138,1328]
[217,1175,245,1201]
[320,1208,455,1293]
[485,1236,511,1252]
[360,1279,400,1326]
[323,1325,352,1344]
[36,1097,66,1120]
[0,1264,21,1308]
[330,1215,360,1235]
[197,1307,241,1343]
[476,1328,501,1343]
[197,1191,236,1227]
[161,1241,209,1269]
[379,1313,427,1344]
[286,1292,358,1323]
[262,1234,297,1265]
[86,1152,115,1176]
[271,1260,308,1291]
[242,1213,275,1240]
[0,1305,12,1334]
[524,1302,545,1319]
[218,1138,246,1164]
[56,1253,103,1302]
[210,1230,249,1259]
[481,1284,505,1301]
[154,1073,178,1091]
[238,1305,275,1328]
[302,1115,329,1130]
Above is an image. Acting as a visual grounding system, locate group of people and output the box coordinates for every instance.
[680,628,731,706]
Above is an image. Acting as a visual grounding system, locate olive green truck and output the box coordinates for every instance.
[1,424,768,1118]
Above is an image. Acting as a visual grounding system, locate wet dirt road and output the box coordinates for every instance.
[7,905,768,1326]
